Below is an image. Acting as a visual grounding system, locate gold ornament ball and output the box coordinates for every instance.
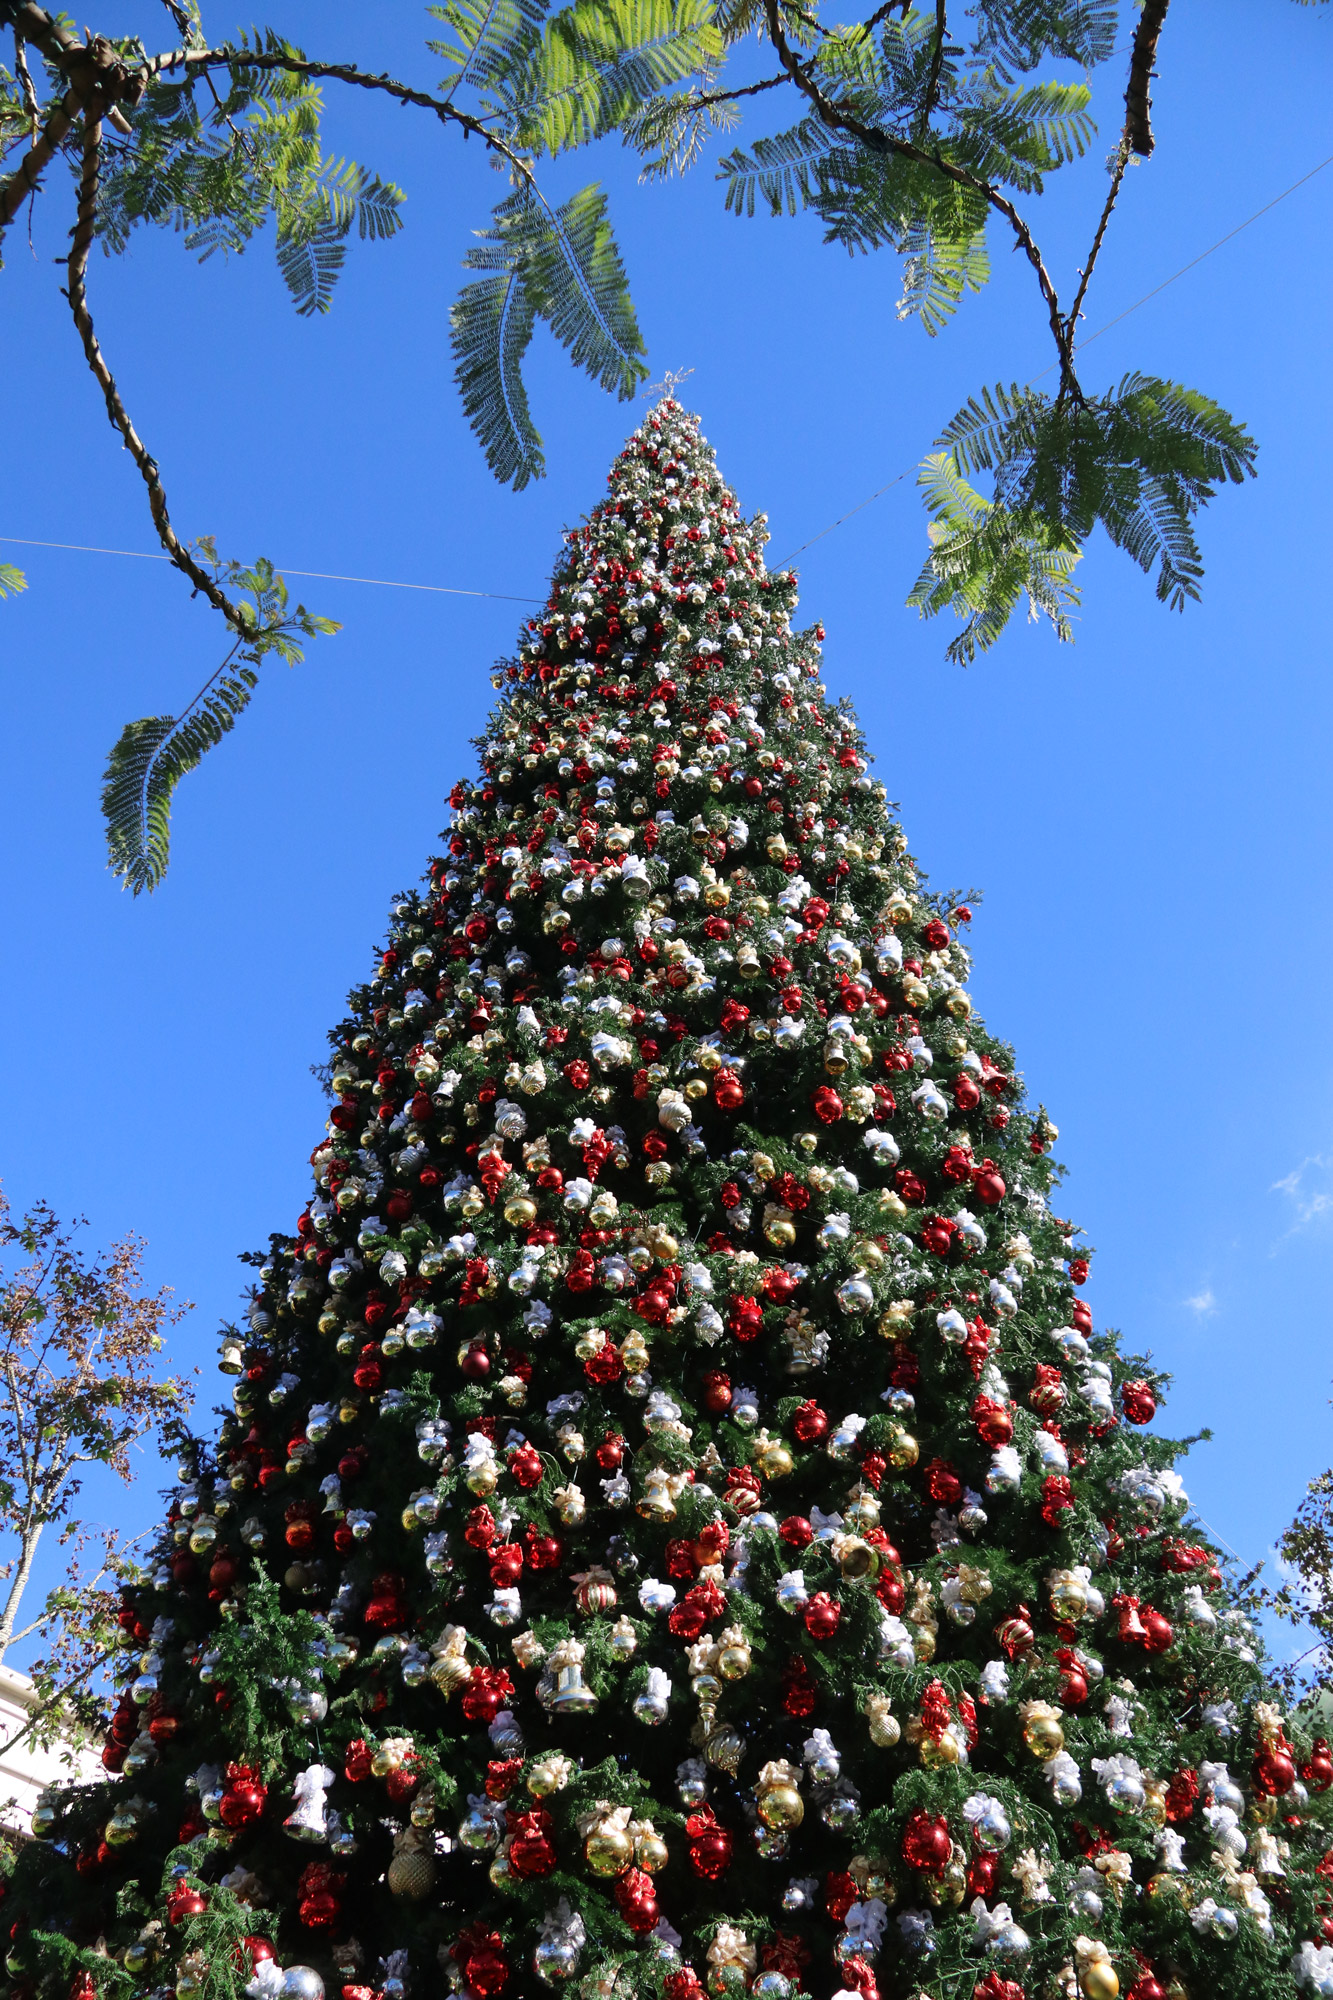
[503,1195,538,1228]
[388,1847,437,1899]
[920,1730,961,1769]
[757,1783,805,1831]
[1081,1965,1119,2000]
[717,1642,752,1680]
[635,1830,670,1873]
[1024,1714,1065,1758]
[765,1215,797,1249]
[585,1828,633,1876]
[756,1440,794,1480]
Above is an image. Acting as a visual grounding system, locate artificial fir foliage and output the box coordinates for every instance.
[8,400,1333,2000]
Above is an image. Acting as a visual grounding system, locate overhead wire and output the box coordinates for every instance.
[773,146,1333,566]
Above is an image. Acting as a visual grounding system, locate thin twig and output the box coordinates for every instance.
[853,0,912,45]
[761,0,1078,395]
[12,29,38,126]
[160,44,539,191]
[63,114,242,625]
[1065,135,1129,342]
[682,71,787,111]
[0,1644,113,1764]
[920,0,947,124]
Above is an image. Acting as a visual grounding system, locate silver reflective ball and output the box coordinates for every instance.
[281,1970,325,2000]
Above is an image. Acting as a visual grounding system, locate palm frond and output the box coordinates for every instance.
[0,563,27,599]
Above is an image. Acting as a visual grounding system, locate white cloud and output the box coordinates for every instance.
[1272,1155,1333,1237]
[1184,1287,1217,1317]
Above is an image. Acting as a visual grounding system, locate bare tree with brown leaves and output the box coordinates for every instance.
[0,1186,191,1751]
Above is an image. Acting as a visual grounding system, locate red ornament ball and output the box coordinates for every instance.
[1121,1379,1157,1425]
[902,1810,951,1873]
[803,1592,842,1641]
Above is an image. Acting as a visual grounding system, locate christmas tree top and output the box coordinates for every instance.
[6,401,1332,2000]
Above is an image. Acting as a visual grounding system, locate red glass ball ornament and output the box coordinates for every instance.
[1058,1670,1090,1709]
[902,1810,951,1873]
[1304,1740,1333,1793]
[508,1443,543,1489]
[460,1344,491,1381]
[299,1891,341,1930]
[614,1867,660,1933]
[167,1884,208,1925]
[803,1592,841,1641]
[507,1811,557,1878]
[686,1811,733,1882]
[700,1370,732,1414]
[792,1400,828,1444]
[1121,1380,1156,1425]
[780,1515,814,1548]
[1253,1745,1298,1797]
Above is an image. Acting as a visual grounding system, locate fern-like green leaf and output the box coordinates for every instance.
[620,78,740,179]
[0,563,27,599]
[452,249,545,490]
[501,0,723,156]
[908,453,1081,662]
[102,669,259,896]
[915,370,1255,659]
[970,0,1117,79]
[429,0,550,101]
[452,183,646,488]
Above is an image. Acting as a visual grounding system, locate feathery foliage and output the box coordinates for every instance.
[96,36,405,316]
[101,553,339,896]
[0,562,26,598]
[452,182,646,488]
[0,0,1289,890]
[907,451,1081,661]
[910,376,1257,654]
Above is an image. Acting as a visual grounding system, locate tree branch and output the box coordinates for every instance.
[12,29,39,126]
[760,0,1078,394]
[1065,134,1129,343]
[62,114,244,625]
[689,72,787,110]
[1125,0,1169,158]
[854,0,912,43]
[920,0,947,125]
[159,44,540,190]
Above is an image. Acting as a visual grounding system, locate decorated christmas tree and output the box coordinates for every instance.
[9,400,1333,2000]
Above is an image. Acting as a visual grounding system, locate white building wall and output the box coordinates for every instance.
[0,1666,102,1835]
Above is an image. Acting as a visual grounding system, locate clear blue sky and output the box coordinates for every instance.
[2,0,1331,1649]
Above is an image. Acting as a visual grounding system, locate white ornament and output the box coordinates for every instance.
[284,1763,335,1842]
